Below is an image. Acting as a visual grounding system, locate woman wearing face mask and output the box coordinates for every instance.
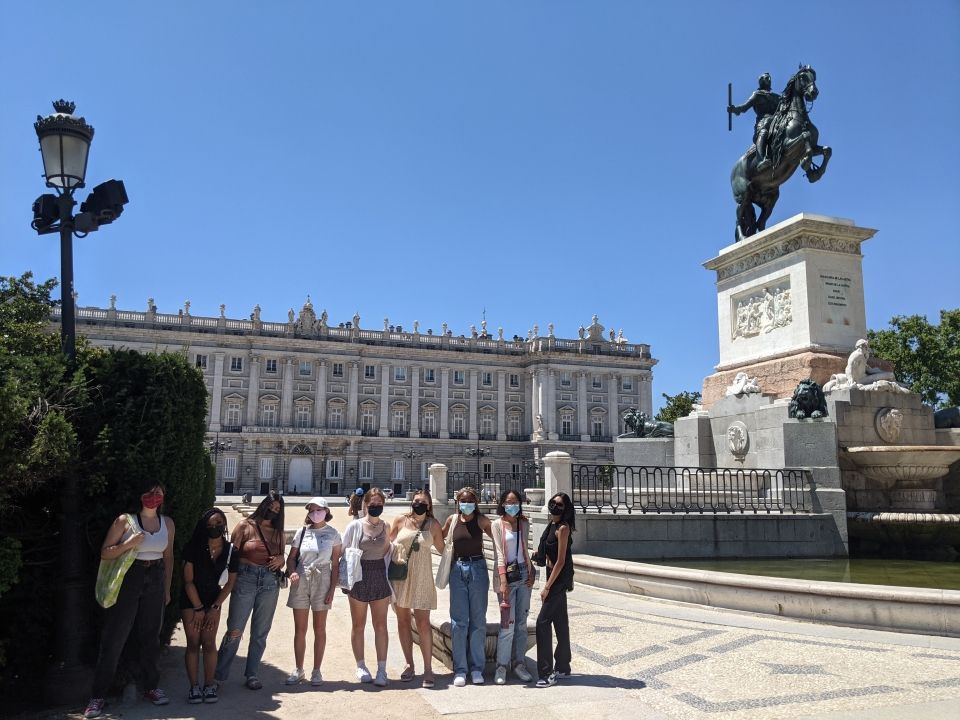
[490,489,536,685]
[533,492,575,688]
[389,489,445,688]
[84,482,176,719]
[181,509,238,704]
[441,486,493,687]
[342,487,392,686]
[284,498,342,687]
[214,490,286,691]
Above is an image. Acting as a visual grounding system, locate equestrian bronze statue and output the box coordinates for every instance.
[728,66,832,241]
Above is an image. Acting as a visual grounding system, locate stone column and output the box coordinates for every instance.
[210,352,225,431]
[314,360,327,428]
[410,365,420,438]
[524,372,534,435]
[496,370,506,440]
[440,367,450,439]
[578,371,589,441]
[280,356,294,427]
[547,369,558,440]
[468,369,478,440]
[608,372,619,437]
[529,369,540,436]
[640,373,653,417]
[378,363,391,437]
[429,463,453,522]
[246,354,260,426]
[542,451,572,513]
[348,361,359,430]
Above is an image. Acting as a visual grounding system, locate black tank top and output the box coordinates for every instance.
[542,522,573,589]
[452,515,483,558]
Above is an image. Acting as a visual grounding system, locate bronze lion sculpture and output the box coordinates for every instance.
[788,379,828,420]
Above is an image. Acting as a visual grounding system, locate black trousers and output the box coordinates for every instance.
[91,562,165,697]
[535,585,571,679]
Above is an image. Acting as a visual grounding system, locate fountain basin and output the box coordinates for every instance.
[843,446,960,490]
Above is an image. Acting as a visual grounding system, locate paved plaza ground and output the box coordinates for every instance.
[49,503,960,720]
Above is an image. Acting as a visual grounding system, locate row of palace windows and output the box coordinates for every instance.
[218,456,527,482]
[198,354,637,391]
[223,401,610,435]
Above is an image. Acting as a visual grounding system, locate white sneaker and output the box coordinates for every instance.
[374,670,389,687]
[310,669,323,686]
[286,668,305,685]
[494,666,507,685]
[453,674,466,687]
[514,663,533,682]
[471,670,485,685]
[356,666,373,683]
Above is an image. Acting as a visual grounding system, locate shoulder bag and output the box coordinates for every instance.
[434,513,458,589]
[254,521,288,589]
[388,516,428,582]
[338,521,364,591]
[95,514,137,608]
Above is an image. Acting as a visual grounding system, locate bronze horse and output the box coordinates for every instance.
[730,66,832,241]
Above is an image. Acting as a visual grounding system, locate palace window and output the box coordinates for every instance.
[481,372,492,386]
[260,403,277,427]
[424,368,436,383]
[328,406,343,429]
[361,407,376,433]
[360,459,373,480]
[296,405,311,428]
[225,402,241,426]
[622,376,633,390]
[326,459,342,479]
[392,409,407,432]
[453,460,465,474]
[561,413,574,435]
[560,372,571,387]
[480,413,495,435]
[452,411,465,434]
[195,354,208,370]
[592,375,602,389]
[364,364,376,379]
[223,457,237,479]
[259,457,273,479]
[393,460,404,480]
[592,416,604,436]
[230,356,243,372]
[509,373,519,388]
[453,370,465,385]
[332,362,344,377]
[394,366,406,382]
[299,361,312,376]
[508,415,521,436]
[265,359,277,374]
[422,410,436,433]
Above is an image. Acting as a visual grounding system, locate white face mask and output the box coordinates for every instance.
[308,510,325,524]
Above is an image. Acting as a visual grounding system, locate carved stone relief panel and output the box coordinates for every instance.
[732,279,792,341]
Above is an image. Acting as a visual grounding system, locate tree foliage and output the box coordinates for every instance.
[868,309,960,408]
[0,273,213,700]
[655,390,702,424]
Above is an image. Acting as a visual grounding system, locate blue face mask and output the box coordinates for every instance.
[459,502,476,515]
[504,504,520,517]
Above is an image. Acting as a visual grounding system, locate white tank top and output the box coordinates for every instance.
[133,514,169,560]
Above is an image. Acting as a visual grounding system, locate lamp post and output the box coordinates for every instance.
[401,448,420,495]
[465,442,491,476]
[34,101,128,697]
[208,435,233,489]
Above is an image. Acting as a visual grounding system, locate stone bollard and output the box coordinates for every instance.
[428,463,454,524]
[541,451,572,513]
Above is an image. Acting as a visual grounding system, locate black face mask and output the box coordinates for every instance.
[411,503,428,516]
[367,505,384,517]
[548,501,564,516]
[206,525,225,539]
[263,509,279,521]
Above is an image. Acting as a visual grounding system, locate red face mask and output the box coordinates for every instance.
[141,492,164,509]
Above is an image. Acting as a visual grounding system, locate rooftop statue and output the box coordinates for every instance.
[728,66,832,241]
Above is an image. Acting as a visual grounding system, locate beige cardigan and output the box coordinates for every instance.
[490,516,535,597]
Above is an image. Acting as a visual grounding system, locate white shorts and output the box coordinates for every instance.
[286,564,333,611]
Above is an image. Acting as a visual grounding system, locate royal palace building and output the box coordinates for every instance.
[58,297,657,497]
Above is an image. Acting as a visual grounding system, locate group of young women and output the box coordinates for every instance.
[83,482,575,718]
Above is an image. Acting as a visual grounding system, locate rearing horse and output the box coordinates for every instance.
[730,66,832,241]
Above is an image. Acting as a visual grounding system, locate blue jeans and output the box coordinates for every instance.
[215,564,279,682]
[449,558,489,675]
[496,564,531,667]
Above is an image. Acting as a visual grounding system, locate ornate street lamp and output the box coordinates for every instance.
[401,448,420,494]
[208,435,233,485]
[465,443,491,475]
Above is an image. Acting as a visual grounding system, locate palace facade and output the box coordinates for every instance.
[60,297,657,497]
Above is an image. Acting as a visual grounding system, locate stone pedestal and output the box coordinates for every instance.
[701,213,876,409]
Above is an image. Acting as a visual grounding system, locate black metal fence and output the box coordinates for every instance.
[572,464,808,514]
[446,472,535,504]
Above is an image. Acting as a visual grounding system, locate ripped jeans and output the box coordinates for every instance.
[214,564,279,682]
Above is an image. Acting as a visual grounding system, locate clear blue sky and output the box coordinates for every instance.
[2,1,958,409]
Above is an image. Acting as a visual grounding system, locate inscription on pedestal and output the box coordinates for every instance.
[820,273,852,326]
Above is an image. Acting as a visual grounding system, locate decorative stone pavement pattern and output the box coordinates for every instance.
[561,595,960,719]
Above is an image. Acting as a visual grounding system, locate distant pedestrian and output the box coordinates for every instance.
[84,481,176,719]
[389,489,445,688]
[533,492,575,687]
[284,497,342,686]
[214,490,286,691]
[442,486,493,687]
[491,489,535,685]
[181,509,238,704]
[343,488,392,686]
[348,487,366,519]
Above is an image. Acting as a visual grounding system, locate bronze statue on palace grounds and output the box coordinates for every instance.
[620,409,674,438]
[728,66,832,241]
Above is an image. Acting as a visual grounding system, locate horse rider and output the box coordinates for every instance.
[729,73,780,172]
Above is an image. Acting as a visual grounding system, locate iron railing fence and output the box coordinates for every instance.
[571,464,809,514]
[446,471,535,504]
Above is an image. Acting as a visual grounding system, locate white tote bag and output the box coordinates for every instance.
[339,521,364,591]
[435,513,458,589]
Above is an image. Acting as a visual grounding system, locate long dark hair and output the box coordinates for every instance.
[496,488,526,521]
[248,489,284,531]
[550,492,576,531]
[406,488,435,519]
[185,508,229,559]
